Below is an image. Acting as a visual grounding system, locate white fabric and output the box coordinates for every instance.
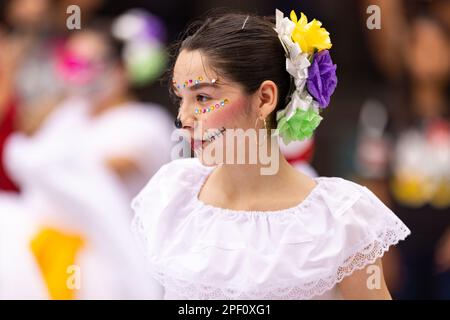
[0,97,173,299]
[0,194,47,299]
[5,97,173,199]
[131,158,411,300]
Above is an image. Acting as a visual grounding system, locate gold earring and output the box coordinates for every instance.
[254,116,267,147]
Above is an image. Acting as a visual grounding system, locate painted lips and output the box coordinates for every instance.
[191,138,206,150]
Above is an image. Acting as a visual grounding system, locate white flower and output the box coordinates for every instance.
[276,90,319,122]
[274,9,314,121]
[274,9,296,55]
[286,52,310,92]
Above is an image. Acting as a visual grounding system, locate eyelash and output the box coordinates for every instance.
[174,94,210,113]
[174,95,210,107]
[196,95,210,103]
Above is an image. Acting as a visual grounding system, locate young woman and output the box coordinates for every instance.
[132,9,410,300]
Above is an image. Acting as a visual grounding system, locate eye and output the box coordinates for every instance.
[196,95,210,103]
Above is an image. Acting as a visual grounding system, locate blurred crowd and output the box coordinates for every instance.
[0,0,174,299]
[0,0,449,299]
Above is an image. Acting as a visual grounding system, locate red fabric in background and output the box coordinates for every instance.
[0,98,19,192]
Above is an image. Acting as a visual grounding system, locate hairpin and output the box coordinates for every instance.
[241,15,249,30]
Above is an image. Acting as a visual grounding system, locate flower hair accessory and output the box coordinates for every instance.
[274,9,337,144]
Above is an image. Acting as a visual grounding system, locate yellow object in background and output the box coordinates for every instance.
[390,175,429,208]
[30,227,84,300]
[430,179,450,209]
[391,174,450,209]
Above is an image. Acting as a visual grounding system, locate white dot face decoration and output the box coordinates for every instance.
[172,76,205,89]
[172,76,230,116]
[194,98,230,115]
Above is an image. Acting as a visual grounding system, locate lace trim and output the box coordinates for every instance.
[131,214,410,300]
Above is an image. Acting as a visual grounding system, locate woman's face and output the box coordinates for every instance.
[173,49,261,165]
[406,19,449,84]
[56,31,124,99]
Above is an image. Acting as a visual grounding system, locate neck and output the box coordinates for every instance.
[214,149,297,198]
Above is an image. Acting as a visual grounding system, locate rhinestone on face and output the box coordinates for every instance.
[202,108,206,113]
[224,99,229,104]
[210,106,214,111]
[220,100,225,106]
[189,79,193,83]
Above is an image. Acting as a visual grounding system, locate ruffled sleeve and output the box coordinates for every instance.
[130,158,209,258]
[130,158,209,298]
[304,178,411,296]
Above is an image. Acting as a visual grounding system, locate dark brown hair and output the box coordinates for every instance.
[167,10,293,129]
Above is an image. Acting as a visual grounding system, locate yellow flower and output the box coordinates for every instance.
[290,10,332,54]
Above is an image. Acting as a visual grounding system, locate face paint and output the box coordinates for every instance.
[192,126,227,158]
[204,126,227,143]
[201,95,249,131]
[194,99,229,115]
[56,48,104,85]
[173,76,207,90]
[172,77,218,91]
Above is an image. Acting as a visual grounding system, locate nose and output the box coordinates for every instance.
[175,103,198,131]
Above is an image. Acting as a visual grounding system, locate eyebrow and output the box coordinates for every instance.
[173,82,219,94]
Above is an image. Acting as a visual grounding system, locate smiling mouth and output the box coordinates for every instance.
[191,137,207,150]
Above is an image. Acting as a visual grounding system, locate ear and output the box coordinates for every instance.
[254,80,278,118]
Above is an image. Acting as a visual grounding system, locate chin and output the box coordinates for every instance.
[194,147,222,167]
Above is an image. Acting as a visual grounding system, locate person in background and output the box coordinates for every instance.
[356,11,450,298]
[0,17,173,299]
[0,26,19,191]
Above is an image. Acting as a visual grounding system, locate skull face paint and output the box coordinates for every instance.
[172,76,206,90]
[194,98,229,115]
[173,50,259,164]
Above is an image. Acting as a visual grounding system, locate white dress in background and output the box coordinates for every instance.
[0,97,173,299]
[131,158,411,300]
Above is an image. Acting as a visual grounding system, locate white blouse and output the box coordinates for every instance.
[131,158,410,300]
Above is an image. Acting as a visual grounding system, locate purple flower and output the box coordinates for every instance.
[306,50,337,108]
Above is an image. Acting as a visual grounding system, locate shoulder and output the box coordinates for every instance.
[311,176,411,254]
[137,157,206,188]
[303,176,411,254]
[130,157,210,250]
[315,176,394,218]
[149,157,207,181]
[131,157,209,211]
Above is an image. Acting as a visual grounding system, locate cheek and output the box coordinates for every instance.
[203,97,248,129]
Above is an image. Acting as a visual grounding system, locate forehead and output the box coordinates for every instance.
[173,50,217,82]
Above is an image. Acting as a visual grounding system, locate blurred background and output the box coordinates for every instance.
[0,0,449,299]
